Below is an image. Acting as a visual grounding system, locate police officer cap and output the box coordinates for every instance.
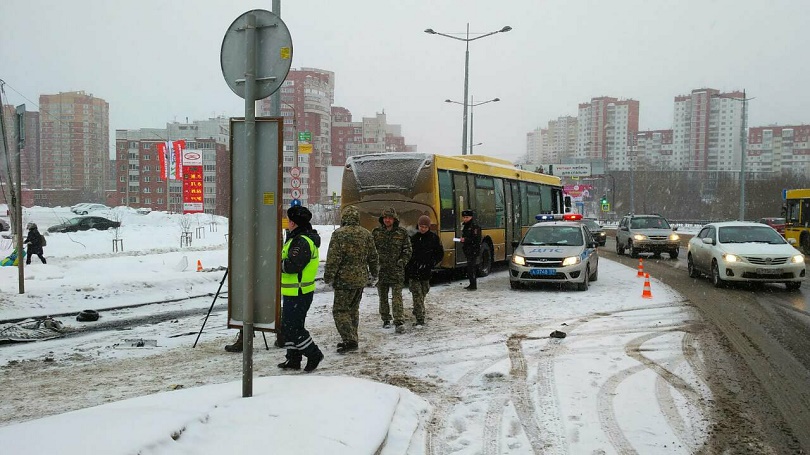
[461,209,475,217]
[287,206,312,225]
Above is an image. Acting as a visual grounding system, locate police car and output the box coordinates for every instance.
[509,213,600,291]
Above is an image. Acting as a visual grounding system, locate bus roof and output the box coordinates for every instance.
[434,154,561,186]
[785,189,810,199]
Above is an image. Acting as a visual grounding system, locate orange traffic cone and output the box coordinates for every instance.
[637,258,645,277]
[196,260,203,272]
[641,273,653,299]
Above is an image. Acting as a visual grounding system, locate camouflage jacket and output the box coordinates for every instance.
[324,207,379,289]
[372,220,412,284]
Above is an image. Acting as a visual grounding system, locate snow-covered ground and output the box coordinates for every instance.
[0,206,715,454]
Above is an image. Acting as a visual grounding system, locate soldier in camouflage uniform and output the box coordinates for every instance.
[372,207,412,334]
[324,206,379,354]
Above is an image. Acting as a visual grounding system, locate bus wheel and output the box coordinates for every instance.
[477,243,492,277]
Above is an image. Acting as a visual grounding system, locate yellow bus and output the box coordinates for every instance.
[784,188,810,253]
[341,153,568,275]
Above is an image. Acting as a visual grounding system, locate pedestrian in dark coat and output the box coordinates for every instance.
[24,223,46,265]
[277,205,324,372]
[324,206,379,354]
[405,215,444,326]
[460,210,481,290]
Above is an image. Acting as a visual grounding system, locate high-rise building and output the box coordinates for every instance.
[673,88,747,172]
[258,67,335,206]
[525,127,544,164]
[576,97,639,172]
[39,91,109,200]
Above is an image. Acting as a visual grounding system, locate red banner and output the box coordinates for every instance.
[157,140,185,180]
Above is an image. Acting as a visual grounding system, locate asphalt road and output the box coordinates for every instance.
[601,235,810,452]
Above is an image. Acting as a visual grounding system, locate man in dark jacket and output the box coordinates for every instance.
[372,207,412,334]
[405,215,444,326]
[324,206,379,354]
[24,223,46,265]
[460,209,482,290]
[277,205,324,372]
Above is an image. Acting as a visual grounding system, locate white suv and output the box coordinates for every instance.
[615,214,680,259]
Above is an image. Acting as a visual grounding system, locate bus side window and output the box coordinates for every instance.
[438,170,455,230]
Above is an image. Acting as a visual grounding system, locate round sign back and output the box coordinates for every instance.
[221,9,293,100]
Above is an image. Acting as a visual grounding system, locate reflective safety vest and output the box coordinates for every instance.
[281,234,319,296]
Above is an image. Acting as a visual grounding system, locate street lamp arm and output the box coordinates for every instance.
[424,29,467,42]
[425,25,512,42]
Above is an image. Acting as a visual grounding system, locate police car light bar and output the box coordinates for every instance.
[535,213,583,221]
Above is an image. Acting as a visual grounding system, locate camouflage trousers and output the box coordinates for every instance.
[378,282,404,325]
[333,288,365,344]
[408,279,430,323]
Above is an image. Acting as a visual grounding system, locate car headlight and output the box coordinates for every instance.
[669,233,680,241]
[562,256,580,267]
[792,254,804,264]
[723,253,741,263]
[633,234,647,241]
[512,255,526,266]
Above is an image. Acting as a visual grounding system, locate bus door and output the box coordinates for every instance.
[453,172,472,265]
[505,180,522,256]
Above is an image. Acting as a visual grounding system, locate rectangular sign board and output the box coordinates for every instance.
[228,117,283,332]
[553,164,592,177]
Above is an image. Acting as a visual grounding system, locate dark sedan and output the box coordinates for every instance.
[582,218,607,246]
[47,216,121,233]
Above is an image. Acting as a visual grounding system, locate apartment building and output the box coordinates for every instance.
[673,88,747,172]
[575,97,639,172]
[114,121,229,216]
[747,124,810,178]
[39,91,109,200]
[257,67,335,206]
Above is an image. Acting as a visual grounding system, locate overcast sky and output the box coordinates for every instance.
[2,0,808,161]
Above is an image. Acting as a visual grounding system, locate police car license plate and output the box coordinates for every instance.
[530,268,555,276]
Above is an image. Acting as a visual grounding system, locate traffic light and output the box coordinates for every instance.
[600,194,608,205]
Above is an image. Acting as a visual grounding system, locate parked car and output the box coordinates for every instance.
[758,217,786,236]
[509,213,599,291]
[47,216,121,233]
[0,218,9,232]
[581,217,607,246]
[615,214,680,259]
[71,203,109,215]
[687,221,805,290]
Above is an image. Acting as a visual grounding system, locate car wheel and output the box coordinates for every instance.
[589,264,598,282]
[81,211,88,215]
[577,266,590,291]
[687,254,700,278]
[629,242,639,258]
[711,260,725,288]
[477,243,492,277]
[786,281,802,291]
[615,239,625,255]
[669,249,679,259]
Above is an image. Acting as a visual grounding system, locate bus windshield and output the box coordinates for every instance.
[349,153,428,191]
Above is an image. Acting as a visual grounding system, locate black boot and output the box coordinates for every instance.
[224,330,243,352]
[277,358,302,370]
[304,348,324,372]
[336,341,358,354]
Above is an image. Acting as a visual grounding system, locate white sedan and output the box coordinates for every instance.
[687,221,805,290]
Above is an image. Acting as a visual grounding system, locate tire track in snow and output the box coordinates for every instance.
[597,328,703,454]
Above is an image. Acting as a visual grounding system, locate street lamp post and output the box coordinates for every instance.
[426,24,511,155]
[712,90,753,221]
[445,96,499,155]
